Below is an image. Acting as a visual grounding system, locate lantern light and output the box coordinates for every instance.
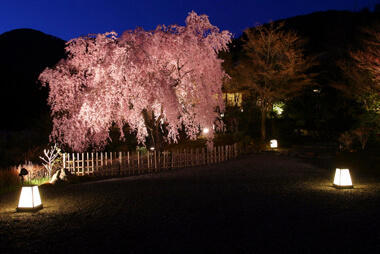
[270,139,278,148]
[150,147,155,151]
[333,168,353,189]
[202,128,209,135]
[17,186,43,212]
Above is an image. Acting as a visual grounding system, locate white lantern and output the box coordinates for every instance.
[202,128,209,135]
[270,139,278,148]
[17,186,43,212]
[333,168,353,189]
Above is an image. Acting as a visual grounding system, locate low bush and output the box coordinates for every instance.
[0,168,20,194]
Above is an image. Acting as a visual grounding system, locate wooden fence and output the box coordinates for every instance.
[63,144,239,176]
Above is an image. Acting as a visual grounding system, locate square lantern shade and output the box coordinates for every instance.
[17,186,43,212]
[270,139,278,148]
[333,168,353,189]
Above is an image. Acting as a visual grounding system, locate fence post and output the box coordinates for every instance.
[119,152,122,175]
[96,152,98,172]
[67,153,70,172]
[75,153,77,174]
[105,152,108,176]
[127,151,130,175]
[183,149,186,167]
[75,153,79,174]
[171,151,174,169]
[154,151,157,171]
[205,147,207,165]
[100,152,103,176]
[217,146,220,163]
[196,148,198,165]
[63,153,66,169]
[91,152,94,174]
[147,151,150,171]
[137,151,140,173]
[110,152,113,174]
[80,153,84,176]
[163,152,166,169]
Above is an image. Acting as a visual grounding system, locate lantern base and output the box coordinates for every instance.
[333,184,353,189]
[16,204,43,212]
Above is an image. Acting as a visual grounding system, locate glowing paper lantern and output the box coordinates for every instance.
[17,186,43,212]
[270,139,278,148]
[333,168,353,189]
[202,128,209,135]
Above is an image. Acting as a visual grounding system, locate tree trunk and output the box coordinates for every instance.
[153,120,161,151]
[143,109,162,151]
[261,108,266,141]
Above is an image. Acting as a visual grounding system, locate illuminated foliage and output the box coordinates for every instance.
[352,25,380,85]
[335,25,380,146]
[39,12,231,151]
[227,22,315,140]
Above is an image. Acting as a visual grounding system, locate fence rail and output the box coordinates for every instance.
[63,144,239,176]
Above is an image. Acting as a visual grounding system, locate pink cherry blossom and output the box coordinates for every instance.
[39,12,231,151]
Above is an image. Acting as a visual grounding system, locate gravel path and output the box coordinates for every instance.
[1,153,380,253]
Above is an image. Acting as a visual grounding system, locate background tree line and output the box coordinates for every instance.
[220,9,380,151]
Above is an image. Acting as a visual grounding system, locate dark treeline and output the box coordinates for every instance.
[221,9,380,149]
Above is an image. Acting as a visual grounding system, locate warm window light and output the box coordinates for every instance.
[270,139,278,148]
[17,186,43,212]
[333,168,353,189]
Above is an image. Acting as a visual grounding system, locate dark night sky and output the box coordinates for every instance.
[0,0,377,40]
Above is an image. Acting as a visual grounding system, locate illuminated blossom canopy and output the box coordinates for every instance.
[39,12,231,151]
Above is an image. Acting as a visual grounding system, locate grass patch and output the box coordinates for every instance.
[25,177,50,186]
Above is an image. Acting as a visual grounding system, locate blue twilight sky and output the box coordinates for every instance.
[0,0,377,41]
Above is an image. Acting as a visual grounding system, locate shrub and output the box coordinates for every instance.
[338,131,355,151]
[15,162,46,181]
[0,168,20,194]
[0,162,48,194]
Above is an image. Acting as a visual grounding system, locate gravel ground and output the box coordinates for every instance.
[1,153,380,253]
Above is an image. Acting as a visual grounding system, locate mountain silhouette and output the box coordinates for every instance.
[277,10,380,85]
[0,28,65,131]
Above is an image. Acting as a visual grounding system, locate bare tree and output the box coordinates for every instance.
[39,144,61,179]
